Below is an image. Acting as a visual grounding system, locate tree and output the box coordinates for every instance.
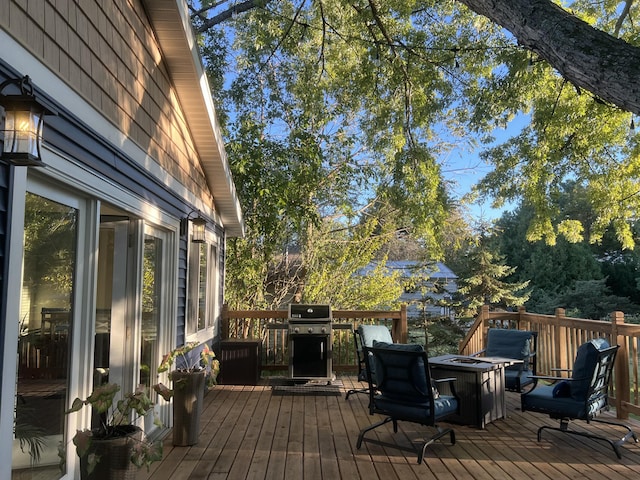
[301,218,405,309]
[454,231,530,317]
[493,198,603,296]
[193,0,640,113]
[533,279,640,319]
[458,0,640,114]
[492,184,640,315]
[188,1,640,307]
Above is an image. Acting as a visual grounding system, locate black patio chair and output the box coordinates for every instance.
[472,328,538,392]
[345,324,393,400]
[356,342,459,464]
[521,338,638,458]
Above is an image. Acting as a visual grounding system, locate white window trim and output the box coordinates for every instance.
[185,233,220,345]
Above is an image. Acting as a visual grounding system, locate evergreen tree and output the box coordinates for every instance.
[533,279,639,320]
[492,184,640,315]
[455,231,530,317]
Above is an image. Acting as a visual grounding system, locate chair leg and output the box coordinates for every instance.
[417,425,456,464]
[591,418,639,456]
[345,387,368,400]
[358,417,456,464]
[356,416,393,449]
[538,418,638,459]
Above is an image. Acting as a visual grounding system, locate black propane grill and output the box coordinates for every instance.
[287,304,333,381]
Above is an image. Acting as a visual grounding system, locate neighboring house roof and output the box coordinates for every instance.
[360,260,458,281]
[144,0,244,237]
[384,260,458,281]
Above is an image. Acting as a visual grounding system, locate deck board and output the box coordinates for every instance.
[138,376,640,480]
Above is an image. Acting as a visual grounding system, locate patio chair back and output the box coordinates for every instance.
[345,324,392,399]
[483,328,537,392]
[356,342,458,463]
[521,338,638,458]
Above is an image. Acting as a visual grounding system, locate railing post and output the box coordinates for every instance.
[555,308,568,373]
[221,303,229,340]
[518,305,527,329]
[392,304,408,343]
[611,311,630,419]
[481,304,490,332]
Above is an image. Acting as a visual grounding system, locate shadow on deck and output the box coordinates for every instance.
[137,376,640,480]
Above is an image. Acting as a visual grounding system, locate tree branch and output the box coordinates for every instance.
[457,0,640,114]
[193,0,273,33]
[614,0,634,37]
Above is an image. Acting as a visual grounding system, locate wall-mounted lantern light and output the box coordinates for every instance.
[180,209,207,243]
[0,75,57,166]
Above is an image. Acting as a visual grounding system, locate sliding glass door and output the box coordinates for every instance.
[94,217,130,392]
[13,192,79,477]
[95,216,171,430]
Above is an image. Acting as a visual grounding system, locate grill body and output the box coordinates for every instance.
[287,304,332,381]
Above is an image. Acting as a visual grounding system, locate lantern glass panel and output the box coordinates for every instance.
[192,221,206,243]
[3,108,41,157]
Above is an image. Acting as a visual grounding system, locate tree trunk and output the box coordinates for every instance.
[457,0,640,114]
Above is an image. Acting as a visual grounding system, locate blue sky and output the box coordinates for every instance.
[439,114,528,223]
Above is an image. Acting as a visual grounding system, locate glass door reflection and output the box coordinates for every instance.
[13,192,78,477]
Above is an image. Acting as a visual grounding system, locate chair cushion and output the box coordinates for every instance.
[552,380,571,398]
[371,342,428,400]
[359,325,393,347]
[571,338,609,400]
[522,384,588,418]
[375,394,458,423]
[485,329,532,365]
[358,326,393,383]
[371,340,423,352]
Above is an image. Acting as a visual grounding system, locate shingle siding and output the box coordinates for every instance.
[0,0,213,204]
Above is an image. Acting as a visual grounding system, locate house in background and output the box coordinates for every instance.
[0,1,243,478]
[363,260,458,320]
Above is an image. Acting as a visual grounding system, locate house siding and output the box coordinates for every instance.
[1,2,238,475]
[0,0,212,203]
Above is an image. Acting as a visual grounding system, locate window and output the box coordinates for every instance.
[14,191,79,477]
[187,241,218,336]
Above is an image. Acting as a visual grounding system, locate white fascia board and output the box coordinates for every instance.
[143,0,245,237]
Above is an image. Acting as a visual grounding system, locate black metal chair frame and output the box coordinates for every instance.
[345,327,367,399]
[345,325,392,400]
[522,343,638,459]
[472,328,538,392]
[356,344,459,464]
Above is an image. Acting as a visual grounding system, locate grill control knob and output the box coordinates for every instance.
[293,327,299,334]
[321,327,327,334]
[308,327,313,334]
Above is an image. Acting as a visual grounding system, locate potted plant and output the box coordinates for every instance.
[153,341,220,446]
[62,383,163,479]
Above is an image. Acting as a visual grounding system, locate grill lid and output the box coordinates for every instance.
[288,304,331,321]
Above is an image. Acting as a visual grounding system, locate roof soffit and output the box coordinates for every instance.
[142,0,244,237]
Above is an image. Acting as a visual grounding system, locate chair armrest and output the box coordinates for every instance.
[550,367,572,373]
[527,375,577,383]
[433,377,457,384]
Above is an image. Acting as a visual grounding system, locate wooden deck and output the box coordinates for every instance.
[137,376,640,480]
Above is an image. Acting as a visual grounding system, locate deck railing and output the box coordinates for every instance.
[220,304,640,420]
[459,305,640,420]
[220,304,407,373]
